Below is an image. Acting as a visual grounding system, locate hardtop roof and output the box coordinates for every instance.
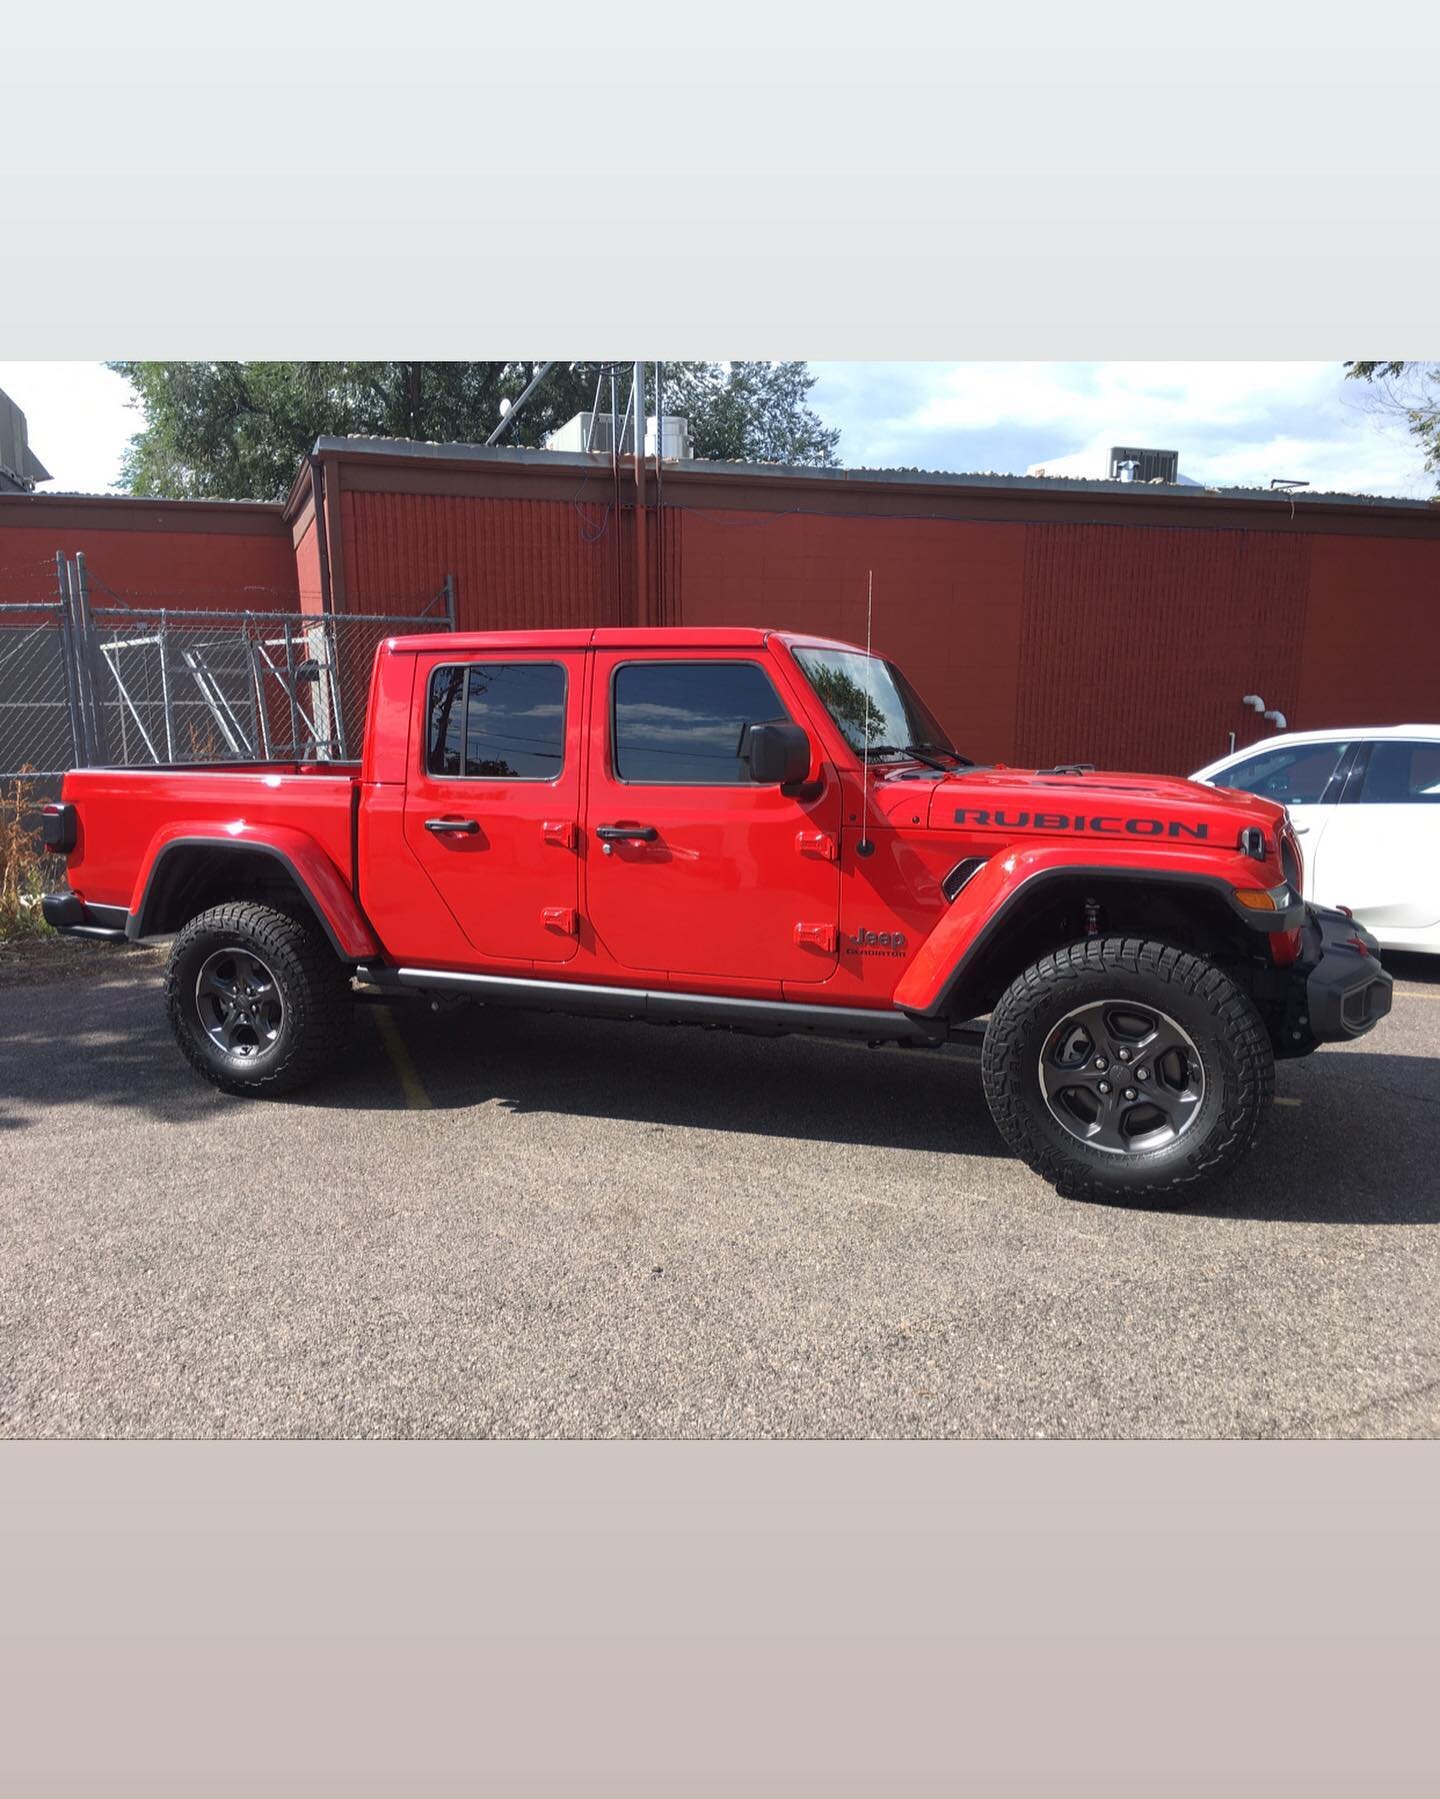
[381,626,866,656]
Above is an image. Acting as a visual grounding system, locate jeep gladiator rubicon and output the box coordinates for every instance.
[41,627,1393,1203]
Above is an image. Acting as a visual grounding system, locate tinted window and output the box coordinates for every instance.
[1213,741,1351,805]
[426,662,566,780]
[1356,739,1440,804]
[612,660,789,784]
[792,645,959,761]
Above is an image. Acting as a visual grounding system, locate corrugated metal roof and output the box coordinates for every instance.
[0,490,285,513]
[310,435,1438,515]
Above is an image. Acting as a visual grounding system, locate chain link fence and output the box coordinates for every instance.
[0,604,81,778]
[0,557,454,779]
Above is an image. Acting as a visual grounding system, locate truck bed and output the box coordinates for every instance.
[59,763,361,920]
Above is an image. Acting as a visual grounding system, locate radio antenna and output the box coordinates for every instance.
[858,568,875,856]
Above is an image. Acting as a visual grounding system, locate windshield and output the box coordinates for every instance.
[791,645,961,761]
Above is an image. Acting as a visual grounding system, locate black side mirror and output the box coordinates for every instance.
[743,721,811,786]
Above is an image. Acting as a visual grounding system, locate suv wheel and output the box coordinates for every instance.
[165,901,351,1096]
[980,937,1274,1204]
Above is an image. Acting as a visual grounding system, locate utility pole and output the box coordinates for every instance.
[632,360,648,625]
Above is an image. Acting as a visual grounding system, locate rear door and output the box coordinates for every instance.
[583,652,841,984]
[403,651,583,964]
[1306,738,1440,932]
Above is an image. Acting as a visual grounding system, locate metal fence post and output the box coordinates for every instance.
[329,620,350,760]
[72,553,111,764]
[281,617,301,758]
[443,573,457,631]
[54,551,87,767]
[242,615,270,759]
[158,615,176,762]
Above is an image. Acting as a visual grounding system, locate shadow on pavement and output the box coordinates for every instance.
[2,968,1436,1227]
[1385,951,1440,987]
[403,1000,1005,1157]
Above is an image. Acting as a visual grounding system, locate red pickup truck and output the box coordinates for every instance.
[42,626,1392,1204]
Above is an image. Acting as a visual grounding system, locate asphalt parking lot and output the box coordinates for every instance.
[2,943,1437,1438]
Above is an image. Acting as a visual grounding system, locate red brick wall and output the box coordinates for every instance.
[1297,534,1440,731]
[340,490,623,627]
[0,501,298,613]
[328,481,1440,777]
[678,509,1028,769]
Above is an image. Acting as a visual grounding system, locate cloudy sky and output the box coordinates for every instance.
[1,360,1431,500]
[807,362,1433,498]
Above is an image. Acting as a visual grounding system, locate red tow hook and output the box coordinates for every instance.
[1333,905,1370,956]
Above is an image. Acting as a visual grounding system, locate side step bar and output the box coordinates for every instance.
[356,964,951,1046]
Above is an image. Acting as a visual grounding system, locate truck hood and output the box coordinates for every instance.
[912,764,1286,849]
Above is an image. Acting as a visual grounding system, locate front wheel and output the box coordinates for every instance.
[980,937,1274,1205]
[165,901,351,1096]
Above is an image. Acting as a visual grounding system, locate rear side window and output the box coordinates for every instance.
[1213,740,1351,805]
[1355,739,1440,803]
[612,660,789,784]
[426,662,566,780]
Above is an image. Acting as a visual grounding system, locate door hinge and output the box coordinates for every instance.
[543,820,578,850]
[542,907,579,935]
[794,921,837,952]
[795,830,838,861]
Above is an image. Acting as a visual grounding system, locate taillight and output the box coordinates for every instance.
[41,802,76,853]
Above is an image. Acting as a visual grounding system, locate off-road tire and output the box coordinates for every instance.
[980,936,1274,1205]
[165,901,351,1097]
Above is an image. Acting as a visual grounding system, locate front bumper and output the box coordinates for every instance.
[1295,905,1393,1045]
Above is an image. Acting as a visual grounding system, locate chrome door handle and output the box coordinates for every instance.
[595,824,658,841]
[424,817,479,835]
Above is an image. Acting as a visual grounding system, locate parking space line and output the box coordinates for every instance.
[1273,1097,1303,1108]
[374,1007,433,1111]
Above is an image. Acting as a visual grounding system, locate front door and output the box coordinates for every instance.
[584,653,841,984]
[403,652,583,964]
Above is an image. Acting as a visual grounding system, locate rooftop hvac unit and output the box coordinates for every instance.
[1109,446,1180,483]
[645,415,692,460]
[546,412,692,459]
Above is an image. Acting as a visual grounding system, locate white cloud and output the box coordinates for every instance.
[812,361,1435,499]
[3,359,1433,505]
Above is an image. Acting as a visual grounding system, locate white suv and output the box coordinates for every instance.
[1192,726,1440,956]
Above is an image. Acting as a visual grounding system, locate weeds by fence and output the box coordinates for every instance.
[0,774,46,941]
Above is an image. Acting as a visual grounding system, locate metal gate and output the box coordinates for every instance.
[0,554,454,779]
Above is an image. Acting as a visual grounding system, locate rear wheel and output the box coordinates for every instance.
[980,937,1274,1204]
[165,901,351,1096]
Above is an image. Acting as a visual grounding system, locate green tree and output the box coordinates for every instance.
[661,361,840,466]
[108,362,602,501]
[110,360,841,501]
[1344,360,1440,488]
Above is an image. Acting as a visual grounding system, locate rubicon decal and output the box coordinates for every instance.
[953,808,1209,840]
